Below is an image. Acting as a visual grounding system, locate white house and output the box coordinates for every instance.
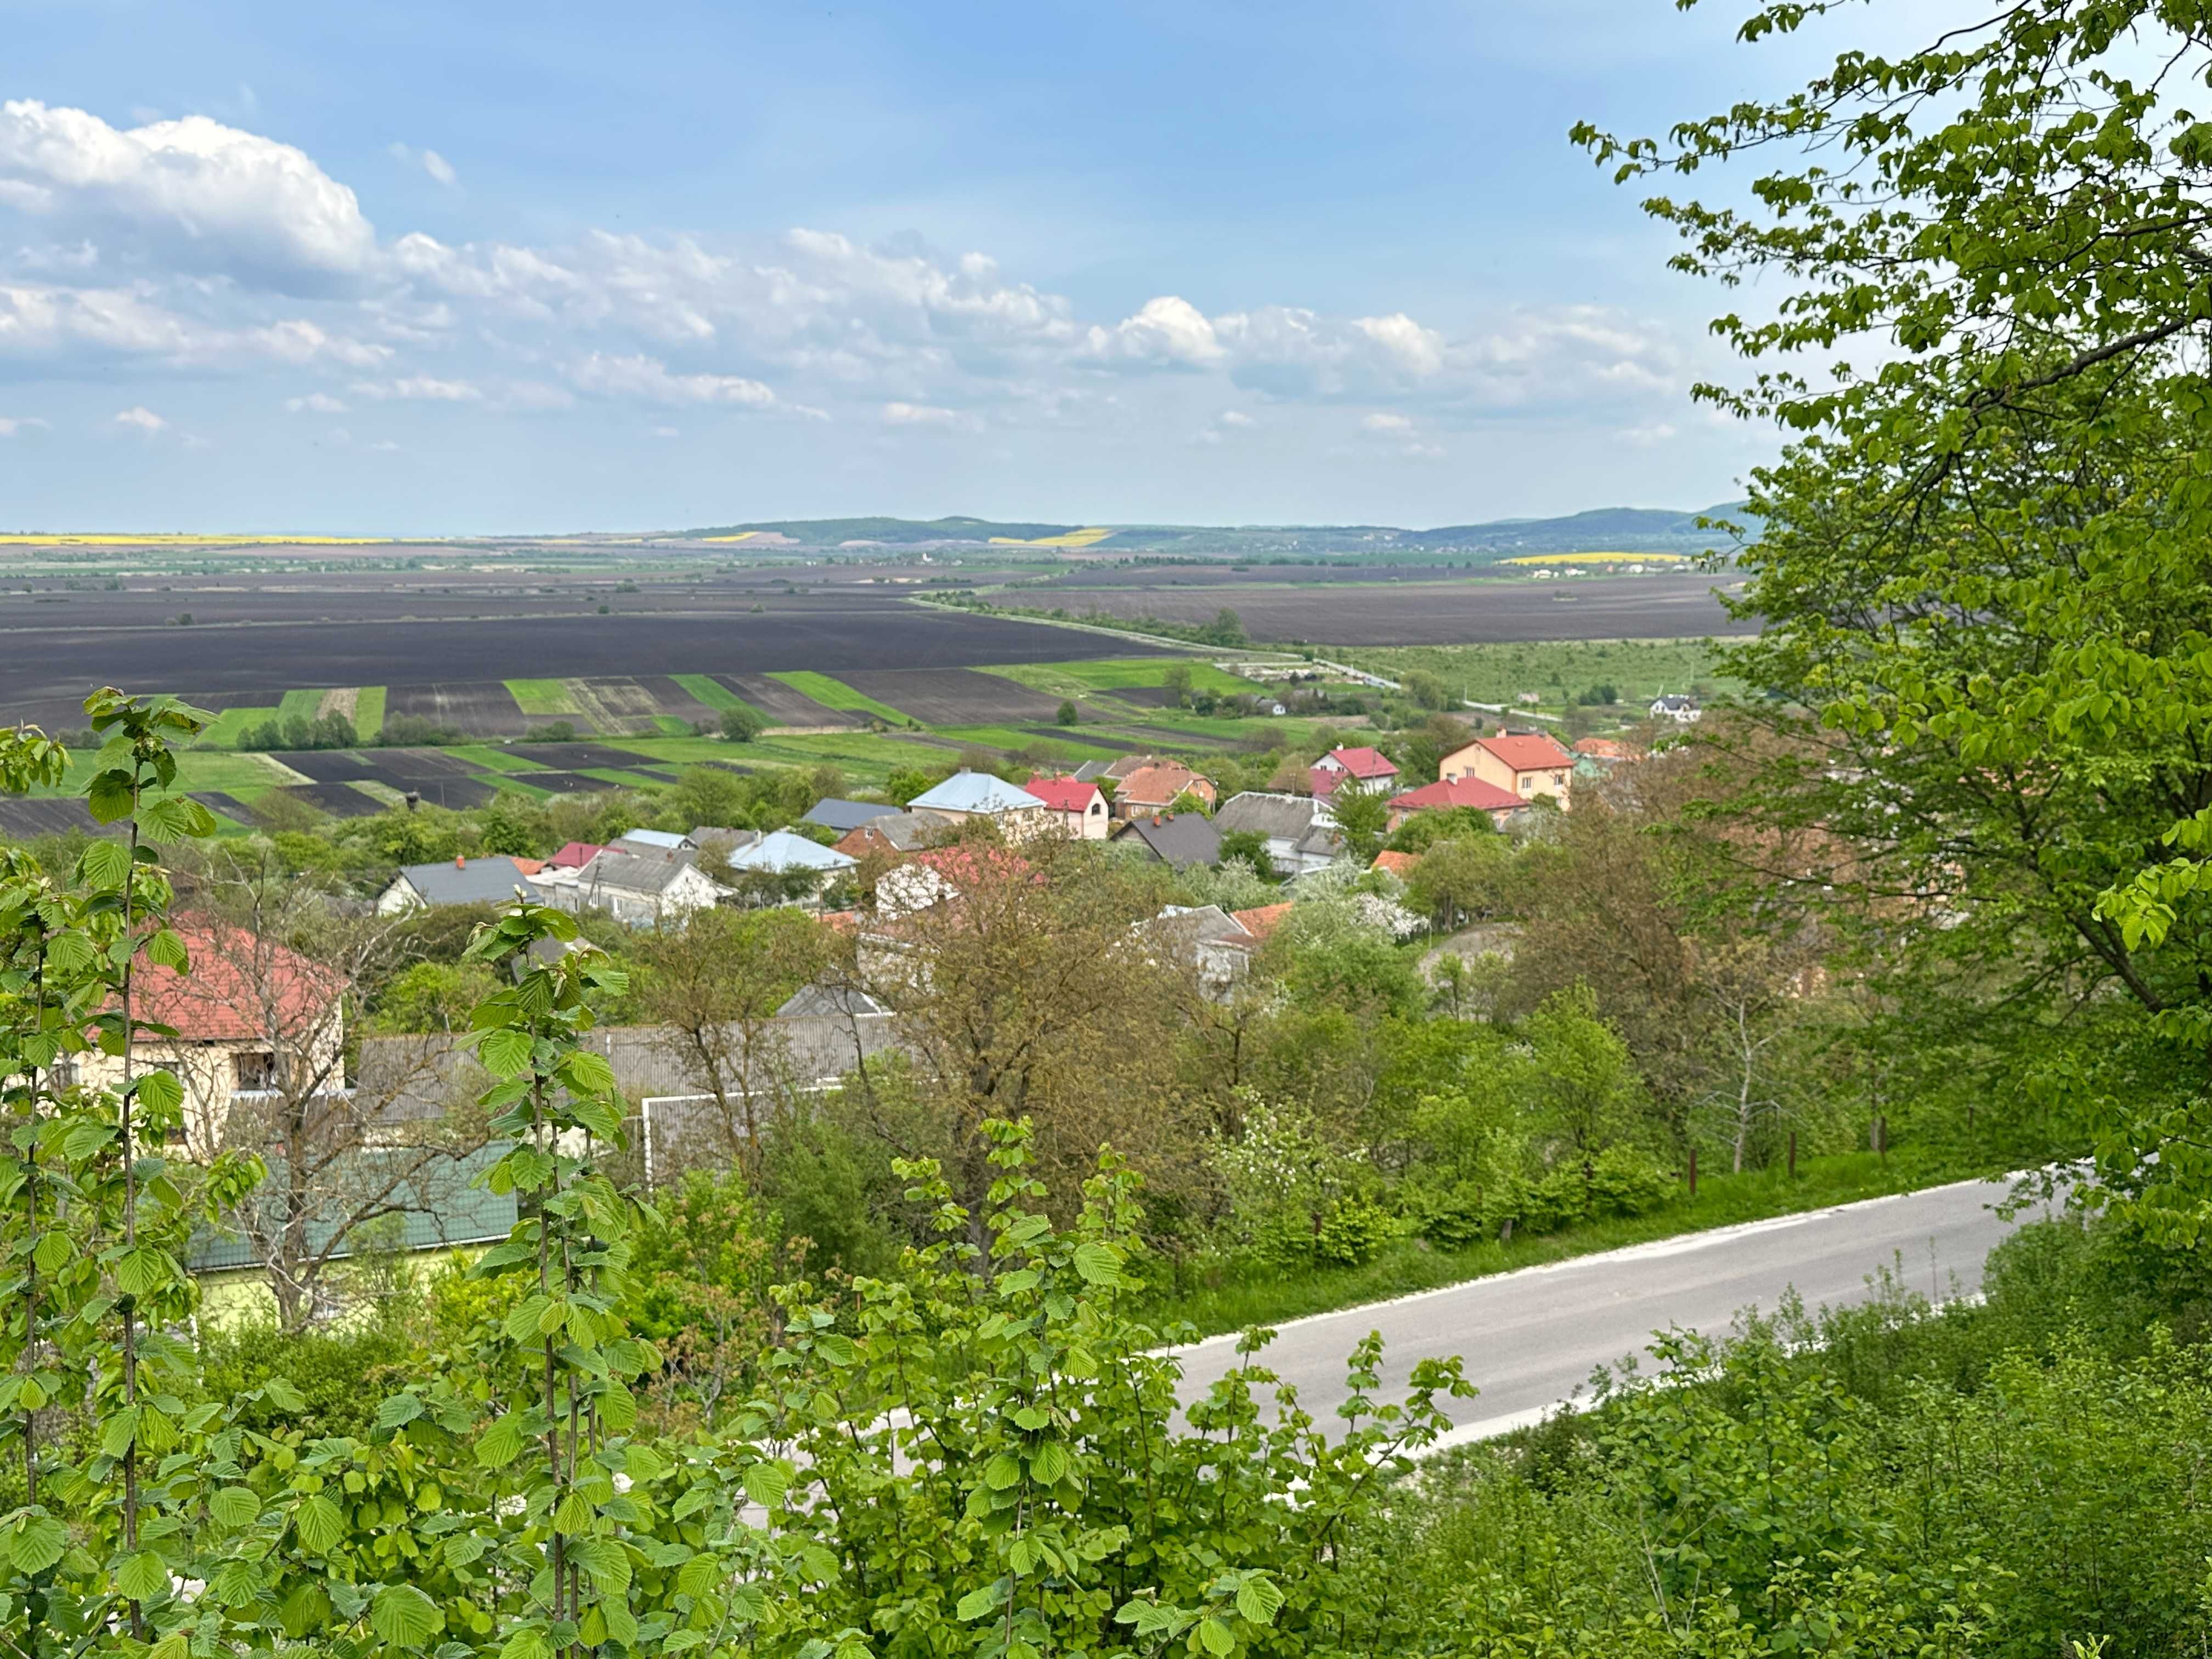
[541,845,726,926]
[1650,693,1703,724]
[907,771,1052,839]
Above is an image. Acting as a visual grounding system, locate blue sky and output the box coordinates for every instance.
[0,1,1886,533]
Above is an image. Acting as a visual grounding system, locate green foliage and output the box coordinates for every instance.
[1325,785,1389,863]
[719,704,765,743]
[237,710,357,752]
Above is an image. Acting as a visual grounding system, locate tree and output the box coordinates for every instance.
[631,906,830,1180]
[1218,827,1272,874]
[719,702,765,742]
[1407,833,1517,931]
[1161,663,1194,708]
[1329,783,1389,862]
[1401,669,1452,712]
[1575,2,2212,1233]
[1055,698,1078,726]
[172,844,495,1330]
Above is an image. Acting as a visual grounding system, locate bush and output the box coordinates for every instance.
[720,704,766,742]
[1315,1197,1398,1266]
[198,1317,414,1440]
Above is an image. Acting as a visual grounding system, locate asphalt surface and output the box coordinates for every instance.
[1171,1176,2053,1443]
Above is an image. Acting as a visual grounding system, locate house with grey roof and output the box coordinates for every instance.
[907,771,1051,838]
[831,811,944,859]
[803,798,901,833]
[544,844,726,926]
[723,830,857,904]
[376,855,540,915]
[1115,811,1222,870]
[1215,792,1343,878]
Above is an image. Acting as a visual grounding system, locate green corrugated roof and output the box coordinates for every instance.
[189,1143,517,1273]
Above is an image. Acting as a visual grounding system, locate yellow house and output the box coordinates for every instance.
[1440,731,1576,810]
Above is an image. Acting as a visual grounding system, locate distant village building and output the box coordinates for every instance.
[1025,775,1111,839]
[1110,760,1217,820]
[1438,731,1575,810]
[1115,811,1222,869]
[833,811,941,859]
[376,855,540,914]
[1307,746,1398,800]
[538,844,726,926]
[906,770,1052,838]
[802,798,901,834]
[1650,693,1703,724]
[1384,774,1525,832]
[1215,792,1342,877]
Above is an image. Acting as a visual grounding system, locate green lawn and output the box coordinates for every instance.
[198,706,280,749]
[986,657,1272,698]
[669,673,759,715]
[766,671,913,725]
[506,678,582,716]
[353,687,386,742]
[935,724,1127,758]
[652,715,691,737]
[1330,638,1750,709]
[1148,1148,1990,1339]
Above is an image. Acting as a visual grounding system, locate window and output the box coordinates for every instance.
[234,1051,277,1092]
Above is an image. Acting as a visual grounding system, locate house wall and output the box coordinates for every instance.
[1446,745,1573,810]
[1047,799,1110,839]
[75,1012,346,1158]
[374,877,421,915]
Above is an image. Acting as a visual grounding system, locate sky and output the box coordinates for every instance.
[0,1,1897,533]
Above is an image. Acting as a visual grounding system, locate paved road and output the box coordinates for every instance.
[1172,1176,2056,1443]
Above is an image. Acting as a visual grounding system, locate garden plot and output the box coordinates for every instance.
[710,674,865,727]
[640,676,721,727]
[565,678,667,735]
[503,741,660,772]
[385,681,531,737]
[836,668,1064,725]
[277,782,387,818]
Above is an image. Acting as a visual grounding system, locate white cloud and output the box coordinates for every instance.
[350,375,482,401]
[1361,411,1415,432]
[881,400,974,428]
[285,392,348,413]
[572,351,775,407]
[1084,296,1223,369]
[0,99,376,282]
[653,425,680,438]
[390,142,459,188]
[1620,420,1678,446]
[0,415,48,436]
[1218,409,1254,427]
[112,405,165,432]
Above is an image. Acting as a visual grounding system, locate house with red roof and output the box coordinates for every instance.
[1111,760,1218,820]
[1384,773,1527,831]
[1024,774,1110,839]
[1308,746,1398,800]
[76,920,345,1156]
[1370,849,1423,879]
[547,840,610,870]
[1439,730,1575,810]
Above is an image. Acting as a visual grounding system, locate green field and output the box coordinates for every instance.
[669,674,758,715]
[505,679,581,716]
[935,725,1122,760]
[353,686,386,742]
[1331,638,1746,707]
[199,706,280,749]
[275,688,326,723]
[766,672,914,725]
[985,657,1272,698]
[452,744,546,774]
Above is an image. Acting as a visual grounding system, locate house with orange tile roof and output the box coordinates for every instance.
[1110,760,1217,820]
[1308,745,1397,800]
[1384,772,1526,831]
[1440,730,1575,809]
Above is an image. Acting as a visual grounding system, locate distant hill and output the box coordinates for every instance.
[679,504,1756,560]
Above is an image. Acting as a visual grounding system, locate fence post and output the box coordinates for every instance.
[1687,1145,1698,1201]
[1787,1130,1797,1182]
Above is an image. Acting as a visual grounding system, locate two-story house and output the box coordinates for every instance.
[1438,731,1576,809]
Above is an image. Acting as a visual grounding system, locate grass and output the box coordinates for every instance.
[767,671,914,726]
[354,686,386,743]
[1330,638,1750,709]
[506,678,583,717]
[276,688,327,723]
[652,715,692,737]
[669,674,761,716]
[935,724,1127,757]
[1149,1148,1988,1339]
[986,657,1272,698]
[198,706,280,749]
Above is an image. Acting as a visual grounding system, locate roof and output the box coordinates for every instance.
[1371,850,1422,877]
[1231,902,1293,944]
[909,771,1045,815]
[189,1142,514,1272]
[726,829,857,874]
[776,984,891,1019]
[575,845,706,896]
[392,856,539,906]
[1217,791,1333,840]
[510,857,545,876]
[1103,754,1157,781]
[1572,736,1641,761]
[1116,761,1211,807]
[1652,693,1700,709]
[1070,760,1115,782]
[803,798,901,832]
[1119,812,1222,868]
[1024,775,1104,813]
[1318,746,1397,778]
[549,841,608,869]
[1476,732,1575,773]
[617,828,694,851]
[136,920,341,1041]
[840,811,939,853]
[1388,775,1524,814]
